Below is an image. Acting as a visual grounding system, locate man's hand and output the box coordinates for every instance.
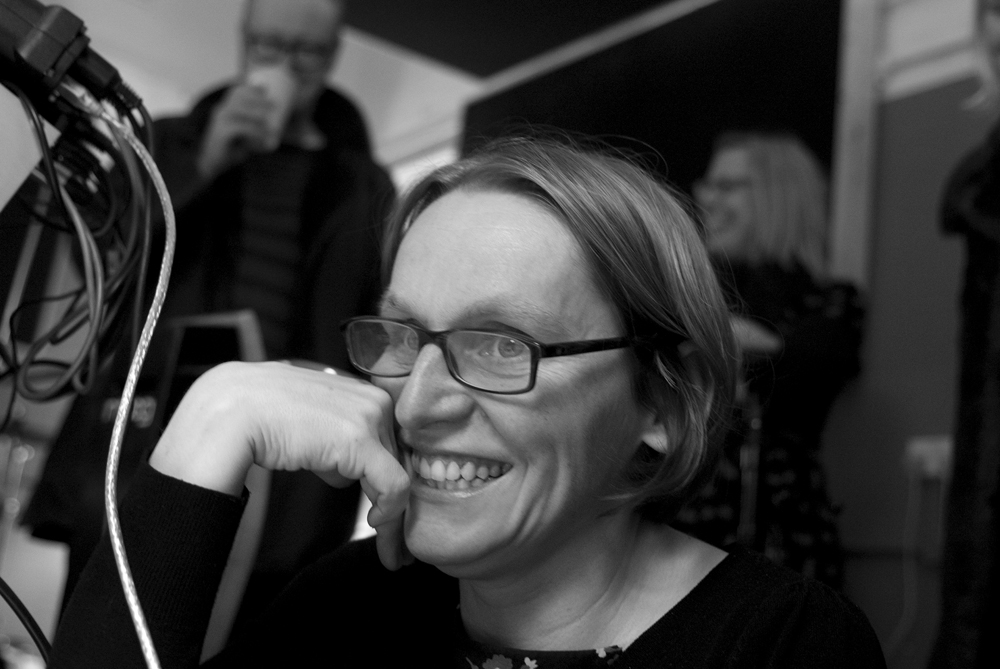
[196,84,279,180]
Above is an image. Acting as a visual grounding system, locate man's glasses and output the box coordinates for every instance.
[341,317,651,395]
[245,34,337,73]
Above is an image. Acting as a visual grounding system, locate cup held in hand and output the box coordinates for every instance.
[245,64,296,150]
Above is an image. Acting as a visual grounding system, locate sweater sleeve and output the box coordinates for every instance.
[48,461,246,669]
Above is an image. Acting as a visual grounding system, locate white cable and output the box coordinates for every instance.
[884,466,921,658]
[68,85,175,669]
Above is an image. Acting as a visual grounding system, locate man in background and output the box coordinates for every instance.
[156,0,391,369]
[24,0,394,644]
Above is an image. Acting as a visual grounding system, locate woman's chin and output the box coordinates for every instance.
[403,512,509,575]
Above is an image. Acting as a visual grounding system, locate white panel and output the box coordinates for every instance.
[59,0,242,114]
[0,85,44,211]
[883,47,981,99]
[879,0,980,100]
[881,0,975,67]
[331,29,482,166]
[49,1,481,167]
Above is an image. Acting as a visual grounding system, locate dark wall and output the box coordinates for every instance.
[462,0,842,192]
[822,77,994,666]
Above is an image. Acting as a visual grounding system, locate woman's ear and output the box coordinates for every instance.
[677,341,715,417]
[636,370,670,456]
[639,342,716,456]
[639,420,670,455]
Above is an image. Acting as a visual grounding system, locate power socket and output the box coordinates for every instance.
[904,435,953,480]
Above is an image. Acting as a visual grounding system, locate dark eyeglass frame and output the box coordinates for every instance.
[244,33,338,72]
[692,177,753,197]
[341,316,663,395]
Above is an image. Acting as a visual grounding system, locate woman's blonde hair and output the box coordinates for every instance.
[381,136,739,520]
[712,132,830,279]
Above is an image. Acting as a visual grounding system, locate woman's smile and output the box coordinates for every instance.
[406,448,513,492]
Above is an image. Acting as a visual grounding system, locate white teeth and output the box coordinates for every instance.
[411,453,510,489]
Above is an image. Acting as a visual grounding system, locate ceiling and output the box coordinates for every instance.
[343,0,671,77]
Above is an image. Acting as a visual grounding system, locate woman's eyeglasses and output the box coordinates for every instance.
[692,177,752,198]
[341,317,653,395]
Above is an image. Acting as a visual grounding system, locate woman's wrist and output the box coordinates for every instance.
[149,364,255,495]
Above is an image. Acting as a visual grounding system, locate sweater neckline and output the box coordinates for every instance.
[449,546,741,666]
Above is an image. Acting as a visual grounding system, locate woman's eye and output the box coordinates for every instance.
[493,337,527,359]
[403,329,420,350]
[386,326,419,350]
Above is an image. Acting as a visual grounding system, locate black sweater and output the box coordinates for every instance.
[50,463,886,668]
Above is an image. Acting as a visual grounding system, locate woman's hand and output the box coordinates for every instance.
[731,315,782,356]
[149,361,412,569]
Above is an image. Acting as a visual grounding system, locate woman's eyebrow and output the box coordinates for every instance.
[377,292,407,315]
[463,303,566,337]
[377,292,566,337]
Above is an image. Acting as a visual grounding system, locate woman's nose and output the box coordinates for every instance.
[695,184,717,208]
[393,344,474,431]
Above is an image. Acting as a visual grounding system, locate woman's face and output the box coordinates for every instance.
[375,189,659,578]
[695,146,755,258]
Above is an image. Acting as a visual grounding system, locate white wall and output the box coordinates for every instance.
[880,0,980,100]
[58,0,482,182]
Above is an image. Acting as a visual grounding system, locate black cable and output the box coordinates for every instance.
[138,103,155,154]
[14,186,70,233]
[13,207,100,400]
[0,570,52,664]
[0,58,162,668]
[56,131,123,238]
[1,84,156,405]
[3,81,75,229]
[9,285,87,351]
[0,372,16,436]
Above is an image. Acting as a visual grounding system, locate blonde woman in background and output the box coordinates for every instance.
[674,132,864,590]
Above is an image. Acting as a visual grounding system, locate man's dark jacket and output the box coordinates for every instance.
[153,85,394,369]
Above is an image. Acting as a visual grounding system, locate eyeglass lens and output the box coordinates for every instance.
[246,36,332,71]
[694,177,751,196]
[344,319,535,392]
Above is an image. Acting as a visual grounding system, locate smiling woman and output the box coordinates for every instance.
[48,137,885,668]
